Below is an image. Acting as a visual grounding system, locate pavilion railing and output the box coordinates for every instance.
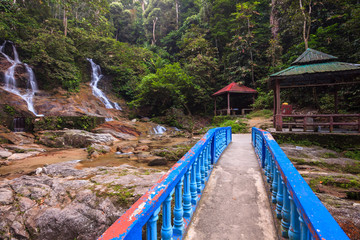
[252,127,349,240]
[98,127,232,240]
[279,114,360,132]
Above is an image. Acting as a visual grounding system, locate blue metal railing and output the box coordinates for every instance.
[252,127,349,240]
[98,127,232,240]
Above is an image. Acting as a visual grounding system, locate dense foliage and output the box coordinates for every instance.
[1,0,360,116]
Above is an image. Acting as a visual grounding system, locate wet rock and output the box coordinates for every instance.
[90,144,111,153]
[135,145,149,151]
[0,188,13,205]
[140,117,150,122]
[148,158,167,166]
[4,145,45,153]
[136,154,167,166]
[93,121,140,140]
[7,152,41,160]
[138,139,152,144]
[90,151,100,158]
[0,160,10,166]
[116,153,132,159]
[120,146,134,153]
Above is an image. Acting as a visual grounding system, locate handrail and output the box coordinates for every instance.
[98,127,232,240]
[252,127,349,240]
[278,114,360,132]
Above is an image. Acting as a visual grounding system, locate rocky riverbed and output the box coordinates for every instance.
[0,161,164,239]
[281,144,360,239]
[0,117,197,240]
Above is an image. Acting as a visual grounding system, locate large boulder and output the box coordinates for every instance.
[0,161,164,240]
[38,130,117,148]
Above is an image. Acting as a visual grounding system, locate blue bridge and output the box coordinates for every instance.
[98,127,350,240]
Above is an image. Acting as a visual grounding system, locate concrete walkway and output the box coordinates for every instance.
[185,134,277,240]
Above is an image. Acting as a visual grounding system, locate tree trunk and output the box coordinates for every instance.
[152,17,158,45]
[247,18,255,87]
[269,0,281,66]
[141,1,145,15]
[175,0,179,30]
[63,9,68,37]
[299,0,312,50]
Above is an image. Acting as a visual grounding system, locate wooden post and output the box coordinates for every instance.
[214,97,217,116]
[273,85,277,128]
[334,89,338,114]
[303,117,307,132]
[275,79,282,131]
[330,116,334,133]
[227,92,230,115]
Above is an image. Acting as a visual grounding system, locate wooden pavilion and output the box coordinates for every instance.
[212,82,257,116]
[269,48,360,132]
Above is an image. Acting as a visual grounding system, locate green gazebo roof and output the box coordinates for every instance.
[291,48,337,65]
[270,48,360,87]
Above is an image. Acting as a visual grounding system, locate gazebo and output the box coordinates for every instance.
[269,48,360,131]
[212,82,257,115]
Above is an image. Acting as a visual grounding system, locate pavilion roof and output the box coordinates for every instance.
[269,49,360,86]
[291,48,337,65]
[212,82,257,96]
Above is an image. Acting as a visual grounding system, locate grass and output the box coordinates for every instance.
[245,109,273,119]
[344,150,360,161]
[155,146,192,161]
[289,157,360,174]
[321,152,337,158]
[309,176,360,191]
[95,184,137,207]
[212,116,248,133]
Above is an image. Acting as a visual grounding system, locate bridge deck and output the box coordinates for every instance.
[185,134,277,240]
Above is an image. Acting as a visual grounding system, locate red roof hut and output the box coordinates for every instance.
[212,82,257,115]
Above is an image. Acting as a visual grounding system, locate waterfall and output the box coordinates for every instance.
[0,41,42,116]
[153,125,167,134]
[87,58,122,110]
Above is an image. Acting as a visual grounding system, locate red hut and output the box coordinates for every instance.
[212,82,257,115]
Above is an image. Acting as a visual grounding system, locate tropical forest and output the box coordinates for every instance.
[0,0,360,239]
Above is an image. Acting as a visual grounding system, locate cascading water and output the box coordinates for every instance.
[153,125,167,134]
[0,41,42,116]
[87,58,122,110]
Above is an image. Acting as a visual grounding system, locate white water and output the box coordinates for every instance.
[153,125,167,134]
[0,41,42,116]
[87,58,122,110]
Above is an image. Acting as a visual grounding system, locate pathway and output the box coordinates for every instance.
[185,134,277,240]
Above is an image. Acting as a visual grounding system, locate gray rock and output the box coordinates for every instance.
[39,130,117,148]
[0,188,13,205]
[94,129,136,140]
[0,150,12,159]
[148,158,167,166]
[0,160,165,240]
[90,144,111,153]
[11,220,29,239]
[8,152,40,160]
[19,197,36,212]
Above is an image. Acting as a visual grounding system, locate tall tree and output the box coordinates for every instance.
[299,0,312,49]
